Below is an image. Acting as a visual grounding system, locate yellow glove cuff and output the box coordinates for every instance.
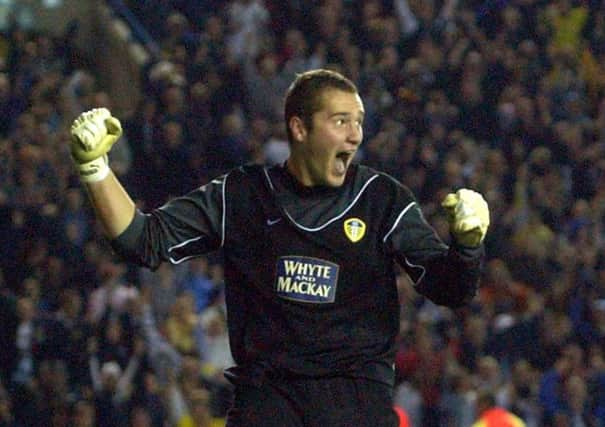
[77,155,110,183]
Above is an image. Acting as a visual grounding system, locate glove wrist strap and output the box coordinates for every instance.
[77,156,110,183]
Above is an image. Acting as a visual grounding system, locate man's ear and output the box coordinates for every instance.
[289,116,307,143]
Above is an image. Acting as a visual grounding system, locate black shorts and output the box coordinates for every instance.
[225,375,399,427]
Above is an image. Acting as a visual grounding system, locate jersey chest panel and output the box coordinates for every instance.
[223,174,394,306]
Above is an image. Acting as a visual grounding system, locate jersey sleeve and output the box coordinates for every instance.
[381,176,484,308]
[111,175,228,270]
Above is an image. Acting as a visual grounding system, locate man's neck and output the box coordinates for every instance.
[285,154,313,187]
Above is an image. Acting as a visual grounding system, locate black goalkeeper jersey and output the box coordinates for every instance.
[113,164,483,386]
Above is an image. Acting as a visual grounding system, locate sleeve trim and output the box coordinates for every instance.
[166,171,230,264]
[110,210,147,258]
[382,201,416,243]
[402,256,426,286]
[262,167,275,190]
[168,236,206,264]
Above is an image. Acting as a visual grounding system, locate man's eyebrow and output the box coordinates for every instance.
[328,111,365,118]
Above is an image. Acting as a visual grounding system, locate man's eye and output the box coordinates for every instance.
[336,119,345,126]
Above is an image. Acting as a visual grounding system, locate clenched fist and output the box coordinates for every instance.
[70,108,122,182]
[441,189,490,247]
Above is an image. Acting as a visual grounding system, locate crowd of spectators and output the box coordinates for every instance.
[0,0,605,425]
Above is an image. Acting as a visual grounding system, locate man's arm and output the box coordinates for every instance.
[383,180,489,307]
[386,201,484,307]
[70,108,225,270]
[70,108,135,239]
[85,172,136,239]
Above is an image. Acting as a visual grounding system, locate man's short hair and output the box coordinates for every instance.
[284,69,358,143]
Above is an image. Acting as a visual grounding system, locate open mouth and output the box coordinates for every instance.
[335,151,354,174]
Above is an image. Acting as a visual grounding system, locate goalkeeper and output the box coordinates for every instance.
[70,69,488,427]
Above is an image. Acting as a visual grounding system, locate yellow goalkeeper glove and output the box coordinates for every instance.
[70,108,122,182]
[441,188,490,247]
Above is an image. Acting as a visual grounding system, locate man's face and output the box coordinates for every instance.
[295,89,364,187]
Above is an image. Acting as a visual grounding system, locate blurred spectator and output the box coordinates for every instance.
[507,360,542,427]
[140,262,180,322]
[71,399,96,427]
[438,367,476,427]
[131,372,167,427]
[55,288,91,387]
[165,293,201,356]
[539,343,578,424]
[86,261,138,324]
[181,256,218,314]
[226,0,270,63]
[471,390,526,427]
[561,374,592,426]
[261,119,289,165]
[0,383,12,427]
[241,50,289,122]
[199,305,233,380]
[89,337,144,427]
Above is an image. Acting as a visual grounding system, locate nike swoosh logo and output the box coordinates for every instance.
[267,218,282,226]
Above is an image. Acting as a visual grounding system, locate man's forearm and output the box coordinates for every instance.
[85,171,136,239]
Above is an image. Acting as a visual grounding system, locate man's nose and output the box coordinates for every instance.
[347,122,363,145]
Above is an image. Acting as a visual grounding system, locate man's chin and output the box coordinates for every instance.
[325,172,347,187]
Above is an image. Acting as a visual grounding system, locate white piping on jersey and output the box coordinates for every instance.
[382,201,416,243]
[263,167,275,190]
[168,235,205,264]
[403,256,426,286]
[264,168,380,232]
[166,172,229,264]
[382,201,426,285]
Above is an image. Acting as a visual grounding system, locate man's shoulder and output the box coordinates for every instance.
[223,163,270,186]
[354,165,414,197]
[219,164,279,207]
[228,163,265,177]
